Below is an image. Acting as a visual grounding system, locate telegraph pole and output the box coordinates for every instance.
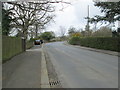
[87,5,89,31]
[86,5,90,36]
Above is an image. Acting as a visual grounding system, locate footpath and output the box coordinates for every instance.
[2,45,50,88]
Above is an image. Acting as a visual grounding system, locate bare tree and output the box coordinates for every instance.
[59,26,66,37]
[4,0,70,39]
[5,2,55,39]
[2,1,71,51]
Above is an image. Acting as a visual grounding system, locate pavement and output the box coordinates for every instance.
[44,42,118,88]
[2,45,49,88]
[41,44,50,88]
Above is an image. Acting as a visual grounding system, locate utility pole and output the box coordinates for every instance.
[94,21,97,31]
[86,5,90,36]
[87,5,89,31]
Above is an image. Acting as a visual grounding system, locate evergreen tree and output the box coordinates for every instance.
[90,1,120,23]
[2,6,12,36]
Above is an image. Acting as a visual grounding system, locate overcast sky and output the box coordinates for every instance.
[46,0,118,36]
[6,0,119,36]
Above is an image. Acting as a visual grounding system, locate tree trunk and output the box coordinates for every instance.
[22,28,28,51]
[35,24,38,38]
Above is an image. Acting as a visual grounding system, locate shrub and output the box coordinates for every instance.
[69,36,80,45]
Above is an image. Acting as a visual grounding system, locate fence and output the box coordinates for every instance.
[2,36,23,62]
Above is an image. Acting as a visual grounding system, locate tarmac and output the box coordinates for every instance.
[2,41,119,88]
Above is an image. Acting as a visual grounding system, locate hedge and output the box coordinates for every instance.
[2,36,23,62]
[69,36,81,45]
[69,37,119,52]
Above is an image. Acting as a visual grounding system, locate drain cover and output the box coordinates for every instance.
[49,80,60,86]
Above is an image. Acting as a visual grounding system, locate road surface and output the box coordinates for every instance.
[44,42,118,88]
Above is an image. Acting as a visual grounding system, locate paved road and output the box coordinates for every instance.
[3,45,42,88]
[44,42,118,88]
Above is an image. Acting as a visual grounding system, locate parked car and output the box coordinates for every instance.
[40,40,43,44]
[34,40,40,45]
